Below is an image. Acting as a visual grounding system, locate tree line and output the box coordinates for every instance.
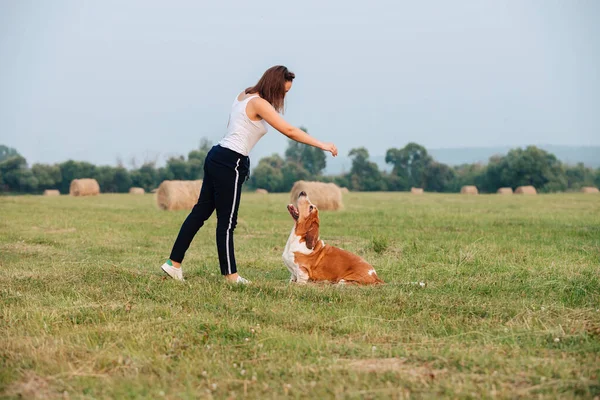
[0,141,212,194]
[1,135,599,194]
[249,139,599,193]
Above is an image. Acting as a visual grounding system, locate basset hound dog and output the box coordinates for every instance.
[282,191,383,285]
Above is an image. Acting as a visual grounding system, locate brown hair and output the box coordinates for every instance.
[246,65,295,113]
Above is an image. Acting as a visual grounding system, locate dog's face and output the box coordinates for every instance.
[287,191,320,249]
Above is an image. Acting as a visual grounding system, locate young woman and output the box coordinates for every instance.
[161,65,338,283]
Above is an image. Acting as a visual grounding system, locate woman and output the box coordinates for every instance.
[161,65,338,283]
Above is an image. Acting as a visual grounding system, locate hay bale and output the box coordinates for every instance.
[156,180,203,211]
[497,187,513,195]
[340,187,350,194]
[129,187,145,195]
[515,185,537,195]
[289,181,343,211]
[255,188,268,194]
[69,179,100,196]
[581,186,599,194]
[460,185,478,195]
[43,189,60,196]
[410,187,424,195]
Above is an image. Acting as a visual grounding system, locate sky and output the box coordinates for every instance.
[1,0,599,169]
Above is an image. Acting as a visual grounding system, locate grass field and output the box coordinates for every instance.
[1,192,599,399]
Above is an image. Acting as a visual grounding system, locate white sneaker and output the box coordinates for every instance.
[161,262,184,281]
[230,275,251,284]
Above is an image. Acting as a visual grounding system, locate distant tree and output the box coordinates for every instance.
[281,161,310,190]
[284,127,326,175]
[449,163,486,193]
[113,166,132,192]
[564,163,595,190]
[332,175,350,190]
[95,166,132,193]
[0,145,20,162]
[385,143,432,190]
[383,173,406,191]
[165,156,190,180]
[424,162,455,192]
[258,154,284,170]
[31,164,62,191]
[494,146,567,192]
[249,155,285,192]
[95,166,117,193]
[58,160,97,193]
[0,156,38,192]
[187,157,204,180]
[347,147,386,191]
[479,155,505,193]
[131,163,159,192]
[156,166,171,183]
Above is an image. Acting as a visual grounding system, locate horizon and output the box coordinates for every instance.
[4,141,597,174]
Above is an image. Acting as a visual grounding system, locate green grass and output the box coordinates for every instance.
[1,192,599,399]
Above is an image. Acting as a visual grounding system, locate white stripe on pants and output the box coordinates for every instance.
[225,159,241,275]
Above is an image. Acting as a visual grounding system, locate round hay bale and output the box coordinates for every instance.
[460,185,478,195]
[497,187,513,195]
[129,187,145,195]
[410,187,424,195]
[340,187,350,194]
[515,186,537,195]
[69,179,100,196]
[43,189,60,196]
[156,180,203,211]
[289,181,343,211]
[581,186,599,194]
[255,188,268,194]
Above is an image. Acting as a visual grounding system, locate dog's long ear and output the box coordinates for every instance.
[304,214,320,250]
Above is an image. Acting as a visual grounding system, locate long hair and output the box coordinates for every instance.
[246,66,295,113]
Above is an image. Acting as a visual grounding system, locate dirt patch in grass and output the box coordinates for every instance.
[4,371,59,399]
[344,357,447,381]
[0,242,55,255]
[46,228,77,234]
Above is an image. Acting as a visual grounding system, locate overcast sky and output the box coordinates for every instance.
[1,0,598,168]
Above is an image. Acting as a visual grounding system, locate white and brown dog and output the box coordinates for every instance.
[282,191,383,285]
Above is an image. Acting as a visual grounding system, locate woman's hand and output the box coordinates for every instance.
[321,142,338,157]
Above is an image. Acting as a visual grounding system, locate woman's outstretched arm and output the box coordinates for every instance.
[252,98,338,157]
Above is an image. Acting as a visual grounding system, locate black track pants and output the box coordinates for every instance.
[169,145,250,275]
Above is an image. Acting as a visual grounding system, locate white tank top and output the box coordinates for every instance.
[218,93,268,156]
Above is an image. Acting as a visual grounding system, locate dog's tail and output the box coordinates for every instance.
[363,271,384,285]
